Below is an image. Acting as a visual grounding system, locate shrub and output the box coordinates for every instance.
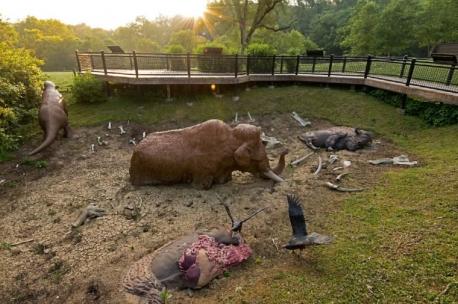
[165,44,186,71]
[247,43,275,73]
[0,41,44,155]
[195,42,234,73]
[72,73,106,104]
[284,47,301,73]
[368,89,458,126]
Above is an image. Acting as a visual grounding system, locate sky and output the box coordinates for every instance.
[0,0,209,29]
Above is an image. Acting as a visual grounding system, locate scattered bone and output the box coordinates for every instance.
[343,160,352,168]
[232,96,240,102]
[234,112,238,123]
[328,154,338,165]
[325,182,363,192]
[97,136,108,146]
[336,172,350,182]
[290,152,314,167]
[107,122,112,130]
[0,179,5,186]
[129,138,137,145]
[333,167,343,171]
[72,204,106,228]
[272,238,279,251]
[313,156,323,175]
[142,132,146,139]
[247,112,255,122]
[90,144,95,153]
[291,112,311,127]
[119,126,126,135]
[261,133,282,149]
[369,155,418,166]
[10,239,34,247]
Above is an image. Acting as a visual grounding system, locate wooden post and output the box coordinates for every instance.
[295,55,300,75]
[272,55,276,75]
[101,51,107,75]
[246,55,250,75]
[400,55,408,78]
[133,51,139,79]
[234,54,238,78]
[187,53,191,78]
[75,50,81,73]
[446,64,455,86]
[406,58,416,86]
[328,55,334,77]
[342,56,347,73]
[364,55,372,78]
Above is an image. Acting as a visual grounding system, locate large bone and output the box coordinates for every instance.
[313,156,323,175]
[72,204,106,228]
[290,152,314,167]
[369,155,417,166]
[325,182,363,192]
[291,112,311,127]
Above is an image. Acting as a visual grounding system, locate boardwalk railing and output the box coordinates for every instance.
[76,52,457,93]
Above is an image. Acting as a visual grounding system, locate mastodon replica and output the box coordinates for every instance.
[29,81,70,155]
[298,127,373,151]
[129,119,287,189]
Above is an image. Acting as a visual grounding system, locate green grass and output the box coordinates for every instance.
[42,73,458,303]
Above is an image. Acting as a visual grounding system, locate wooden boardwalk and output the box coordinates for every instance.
[89,68,458,105]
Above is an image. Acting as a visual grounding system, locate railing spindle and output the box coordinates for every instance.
[247,55,250,75]
[406,58,416,86]
[342,56,347,73]
[101,51,107,75]
[272,55,276,76]
[400,55,408,78]
[328,55,334,77]
[295,55,300,75]
[234,54,238,78]
[187,53,191,78]
[312,57,316,73]
[280,56,284,74]
[133,51,139,79]
[446,64,455,86]
[364,55,372,78]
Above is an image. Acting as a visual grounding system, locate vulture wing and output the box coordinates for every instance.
[287,194,308,238]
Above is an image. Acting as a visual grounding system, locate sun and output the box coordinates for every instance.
[182,0,208,18]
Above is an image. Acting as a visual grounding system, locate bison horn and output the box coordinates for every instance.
[263,170,284,183]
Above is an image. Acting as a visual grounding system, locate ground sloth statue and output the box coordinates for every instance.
[298,127,373,151]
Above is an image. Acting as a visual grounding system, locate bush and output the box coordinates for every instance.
[247,43,275,73]
[284,48,301,73]
[165,44,186,71]
[195,42,234,73]
[0,41,44,155]
[72,73,106,104]
[368,89,458,126]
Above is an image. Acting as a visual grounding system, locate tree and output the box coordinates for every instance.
[225,0,289,53]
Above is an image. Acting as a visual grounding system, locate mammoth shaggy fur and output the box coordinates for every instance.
[129,119,285,189]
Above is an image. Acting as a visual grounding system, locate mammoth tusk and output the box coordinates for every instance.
[263,170,284,183]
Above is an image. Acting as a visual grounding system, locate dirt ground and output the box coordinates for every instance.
[0,113,406,304]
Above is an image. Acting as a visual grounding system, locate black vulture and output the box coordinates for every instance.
[283,194,332,250]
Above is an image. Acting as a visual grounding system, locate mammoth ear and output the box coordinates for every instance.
[234,144,251,167]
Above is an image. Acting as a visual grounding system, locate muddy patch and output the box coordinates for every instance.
[0,114,408,303]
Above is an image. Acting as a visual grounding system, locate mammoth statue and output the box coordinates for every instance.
[298,127,373,152]
[130,119,286,189]
[29,81,70,155]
